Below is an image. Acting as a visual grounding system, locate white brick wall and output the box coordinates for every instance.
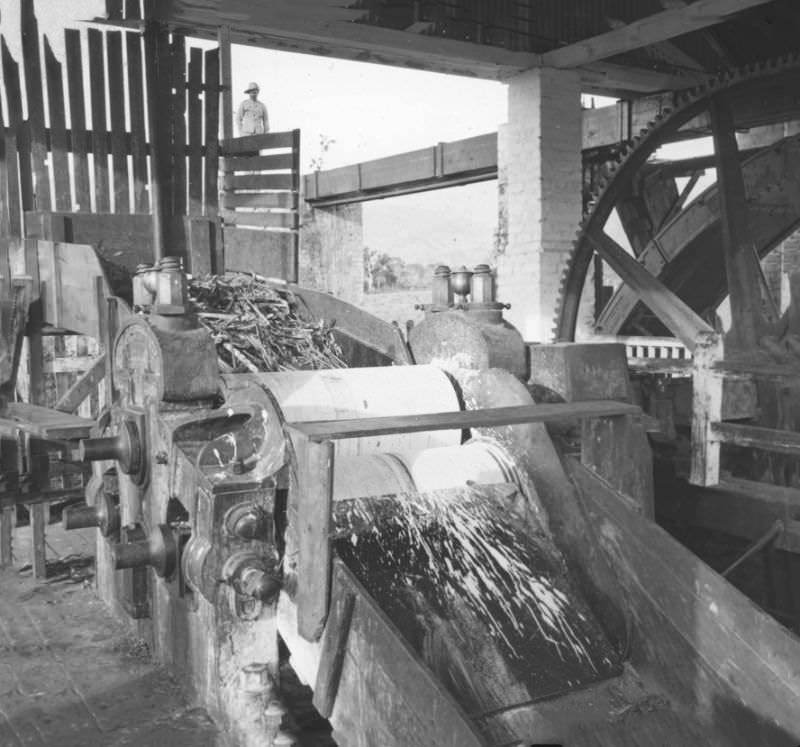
[300,203,364,304]
[495,67,582,342]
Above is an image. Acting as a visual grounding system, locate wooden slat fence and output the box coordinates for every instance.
[220,130,301,281]
[0,0,223,412]
[0,0,221,243]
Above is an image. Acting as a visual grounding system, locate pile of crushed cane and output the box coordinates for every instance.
[188,273,346,372]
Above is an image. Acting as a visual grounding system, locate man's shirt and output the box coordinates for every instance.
[237,99,269,135]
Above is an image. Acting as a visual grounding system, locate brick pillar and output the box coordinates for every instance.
[496,67,582,342]
[299,203,364,304]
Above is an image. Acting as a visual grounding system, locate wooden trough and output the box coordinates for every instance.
[275,402,800,747]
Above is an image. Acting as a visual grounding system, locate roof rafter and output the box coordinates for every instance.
[542,0,776,69]
[151,0,702,93]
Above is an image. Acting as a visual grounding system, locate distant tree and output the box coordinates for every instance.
[308,134,336,172]
[363,246,375,291]
[399,262,431,289]
[363,247,400,291]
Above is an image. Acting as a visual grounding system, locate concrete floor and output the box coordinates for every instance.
[0,518,219,746]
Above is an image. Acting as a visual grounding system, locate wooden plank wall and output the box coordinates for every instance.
[0,0,221,425]
[220,130,301,281]
[0,0,220,240]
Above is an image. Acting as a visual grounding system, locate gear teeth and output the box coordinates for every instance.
[554,52,800,341]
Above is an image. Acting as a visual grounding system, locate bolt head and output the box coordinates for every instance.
[240,662,271,693]
[264,700,285,731]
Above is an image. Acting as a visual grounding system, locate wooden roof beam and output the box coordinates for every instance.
[542,0,776,69]
[149,0,699,93]
[657,0,738,67]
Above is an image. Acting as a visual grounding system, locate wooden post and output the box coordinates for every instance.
[21,0,50,213]
[187,47,203,216]
[288,427,334,641]
[88,28,110,213]
[170,34,187,219]
[144,20,167,260]
[24,239,44,407]
[0,504,14,566]
[218,26,233,143]
[31,501,47,578]
[24,235,46,577]
[581,413,654,517]
[291,128,301,282]
[313,583,356,718]
[103,293,120,408]
[65,29,91,212]
[44,39,70,212]
[204,47,221,272]
[690,330,725,486]
[184,217,214,276]
[107,31,130,214]
[126,30,148,213]
[0,78,10,301]
[710,95,768,351]
[3,38,32,222]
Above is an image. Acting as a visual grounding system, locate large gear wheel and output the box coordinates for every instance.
[555,54,800,344]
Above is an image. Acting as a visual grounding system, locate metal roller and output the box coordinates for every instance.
[250,365,462,456]
[333,438,525,501]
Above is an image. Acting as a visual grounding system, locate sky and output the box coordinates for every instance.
[231,45,507,172]
[230,44,508,267]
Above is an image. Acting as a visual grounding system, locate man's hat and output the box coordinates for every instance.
[244,82,260,93]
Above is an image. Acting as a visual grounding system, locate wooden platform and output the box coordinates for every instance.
[0,402,94,440]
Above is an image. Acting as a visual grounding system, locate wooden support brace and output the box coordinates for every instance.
[710,95,769,350]
[711,422,800,456]
[587,228,713,351]
[313,582,356,718]
[0,505,14,566]
[54,354,107,414]
[690,331,725,486]
[31,502,47,578]
[288,427,334,642]
[24,239,44,407]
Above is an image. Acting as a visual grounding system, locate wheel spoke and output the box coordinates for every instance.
[586,228,713,350]
[709,94,769,348]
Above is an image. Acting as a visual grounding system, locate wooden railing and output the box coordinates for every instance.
[220,130,301,281]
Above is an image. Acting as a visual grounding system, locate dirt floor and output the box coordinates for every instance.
[0,521,219,747]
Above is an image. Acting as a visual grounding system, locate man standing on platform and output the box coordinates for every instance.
[236,82,269,136]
